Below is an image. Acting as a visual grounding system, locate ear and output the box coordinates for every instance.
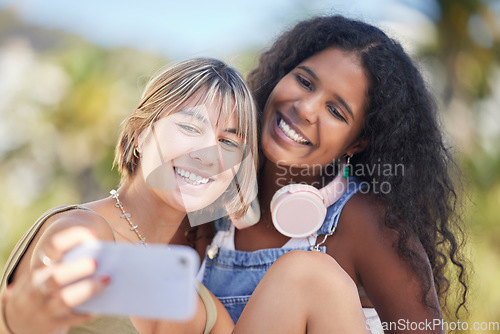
[346,138,368,156]
[136,127,153,153]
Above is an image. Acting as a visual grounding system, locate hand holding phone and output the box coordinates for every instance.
[63,241,200,321]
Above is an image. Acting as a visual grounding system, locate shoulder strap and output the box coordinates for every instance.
[214,216,231,232]
[317,177,368,235]
[197,281,217,334]
[0,205,115,292]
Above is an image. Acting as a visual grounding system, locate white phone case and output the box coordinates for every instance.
[63,241,200,321]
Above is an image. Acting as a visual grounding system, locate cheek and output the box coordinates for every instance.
[261,99,274,128]
[262,79,288,117]
[156,129,196,161]
[140,129,191,185]
[216,160,241,187]
[330,129,358,159]
[140,139,164,177]
[217,169,236,188]
[219,149,244,171]
[317,126,355,160]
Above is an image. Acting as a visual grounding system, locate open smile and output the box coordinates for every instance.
[276,115,311,145]
[174,167,213,185]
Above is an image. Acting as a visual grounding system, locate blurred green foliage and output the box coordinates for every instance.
[421,0,500,330]
[1,1,499,332]
[0,9,169,272]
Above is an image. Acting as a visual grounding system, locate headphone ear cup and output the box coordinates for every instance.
[270,184,327,238]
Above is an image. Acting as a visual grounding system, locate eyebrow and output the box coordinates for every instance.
[297,65,355,121]
[297,66,319,81]
[177,108,208,124]
[178,108,240,136]
[224,128,239,135]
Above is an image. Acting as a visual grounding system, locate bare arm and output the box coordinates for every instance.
[333,194,443,334]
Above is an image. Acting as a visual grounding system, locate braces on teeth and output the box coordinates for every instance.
[175,167,210,185]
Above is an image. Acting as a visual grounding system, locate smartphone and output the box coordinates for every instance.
[62,241,200,321]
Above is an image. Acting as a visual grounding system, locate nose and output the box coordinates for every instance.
[188,133,228,172]
[189,143,219,167]
[294,95,320,124]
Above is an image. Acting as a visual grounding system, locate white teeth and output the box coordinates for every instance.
[175,167,210,185]
[278,118,310,144]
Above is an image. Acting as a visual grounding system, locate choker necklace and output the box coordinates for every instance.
[110,189,147,245]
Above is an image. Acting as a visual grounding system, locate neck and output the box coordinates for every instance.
[115,178,188,245]
[260,157,328,190]
[234,157,331,250]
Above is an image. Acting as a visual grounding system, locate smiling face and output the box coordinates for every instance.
[261,48,369,170]
[139,96,244,213]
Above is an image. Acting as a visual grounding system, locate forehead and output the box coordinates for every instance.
[299,48,367,86]
[172,104,237,126]
[168,93,238,129]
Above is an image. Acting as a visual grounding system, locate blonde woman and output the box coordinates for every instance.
[0,58,257,334]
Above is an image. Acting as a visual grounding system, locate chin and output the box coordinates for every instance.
[183,200,211,212]
[181,192,221,212]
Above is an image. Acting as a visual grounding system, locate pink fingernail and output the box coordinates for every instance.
[101,275,111,285]
[93,259,98,269]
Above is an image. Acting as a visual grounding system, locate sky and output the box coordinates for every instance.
[0,0,439,60]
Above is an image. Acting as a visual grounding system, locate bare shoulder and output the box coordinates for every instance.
[324,192,402,285]
[40,203,115,240]
[338,192,427,256]
[333,192,395,247]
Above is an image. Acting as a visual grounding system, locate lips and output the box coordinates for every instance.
[174,167,213,185]
[276,115,311,145]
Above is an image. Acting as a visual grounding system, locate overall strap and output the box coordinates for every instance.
[317,176,368,235]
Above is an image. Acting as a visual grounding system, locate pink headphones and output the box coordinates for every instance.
[230,163,349,238]
[270,164,347,237]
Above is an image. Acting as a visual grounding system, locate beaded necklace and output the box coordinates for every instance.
[110,189,147,245]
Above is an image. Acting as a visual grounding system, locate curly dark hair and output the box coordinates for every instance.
[248,15,468,317]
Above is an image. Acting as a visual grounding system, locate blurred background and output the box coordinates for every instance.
[0,0,499,332]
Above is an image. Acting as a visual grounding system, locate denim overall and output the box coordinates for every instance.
[200,176,370,324]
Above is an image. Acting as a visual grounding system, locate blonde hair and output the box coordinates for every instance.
[114,57,258,217]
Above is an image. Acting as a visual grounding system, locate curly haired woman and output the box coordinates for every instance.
[199,15,468,334]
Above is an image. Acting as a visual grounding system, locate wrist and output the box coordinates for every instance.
[1,284,16,334]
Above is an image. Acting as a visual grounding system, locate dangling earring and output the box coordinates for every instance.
[343,154,352,179]
[133,146,141,159]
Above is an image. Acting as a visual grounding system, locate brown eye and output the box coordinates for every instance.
[327,105,347,124]
[295,74,313,91]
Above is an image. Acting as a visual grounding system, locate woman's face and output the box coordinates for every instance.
[139,96,244,212]
[261,48,369,170]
